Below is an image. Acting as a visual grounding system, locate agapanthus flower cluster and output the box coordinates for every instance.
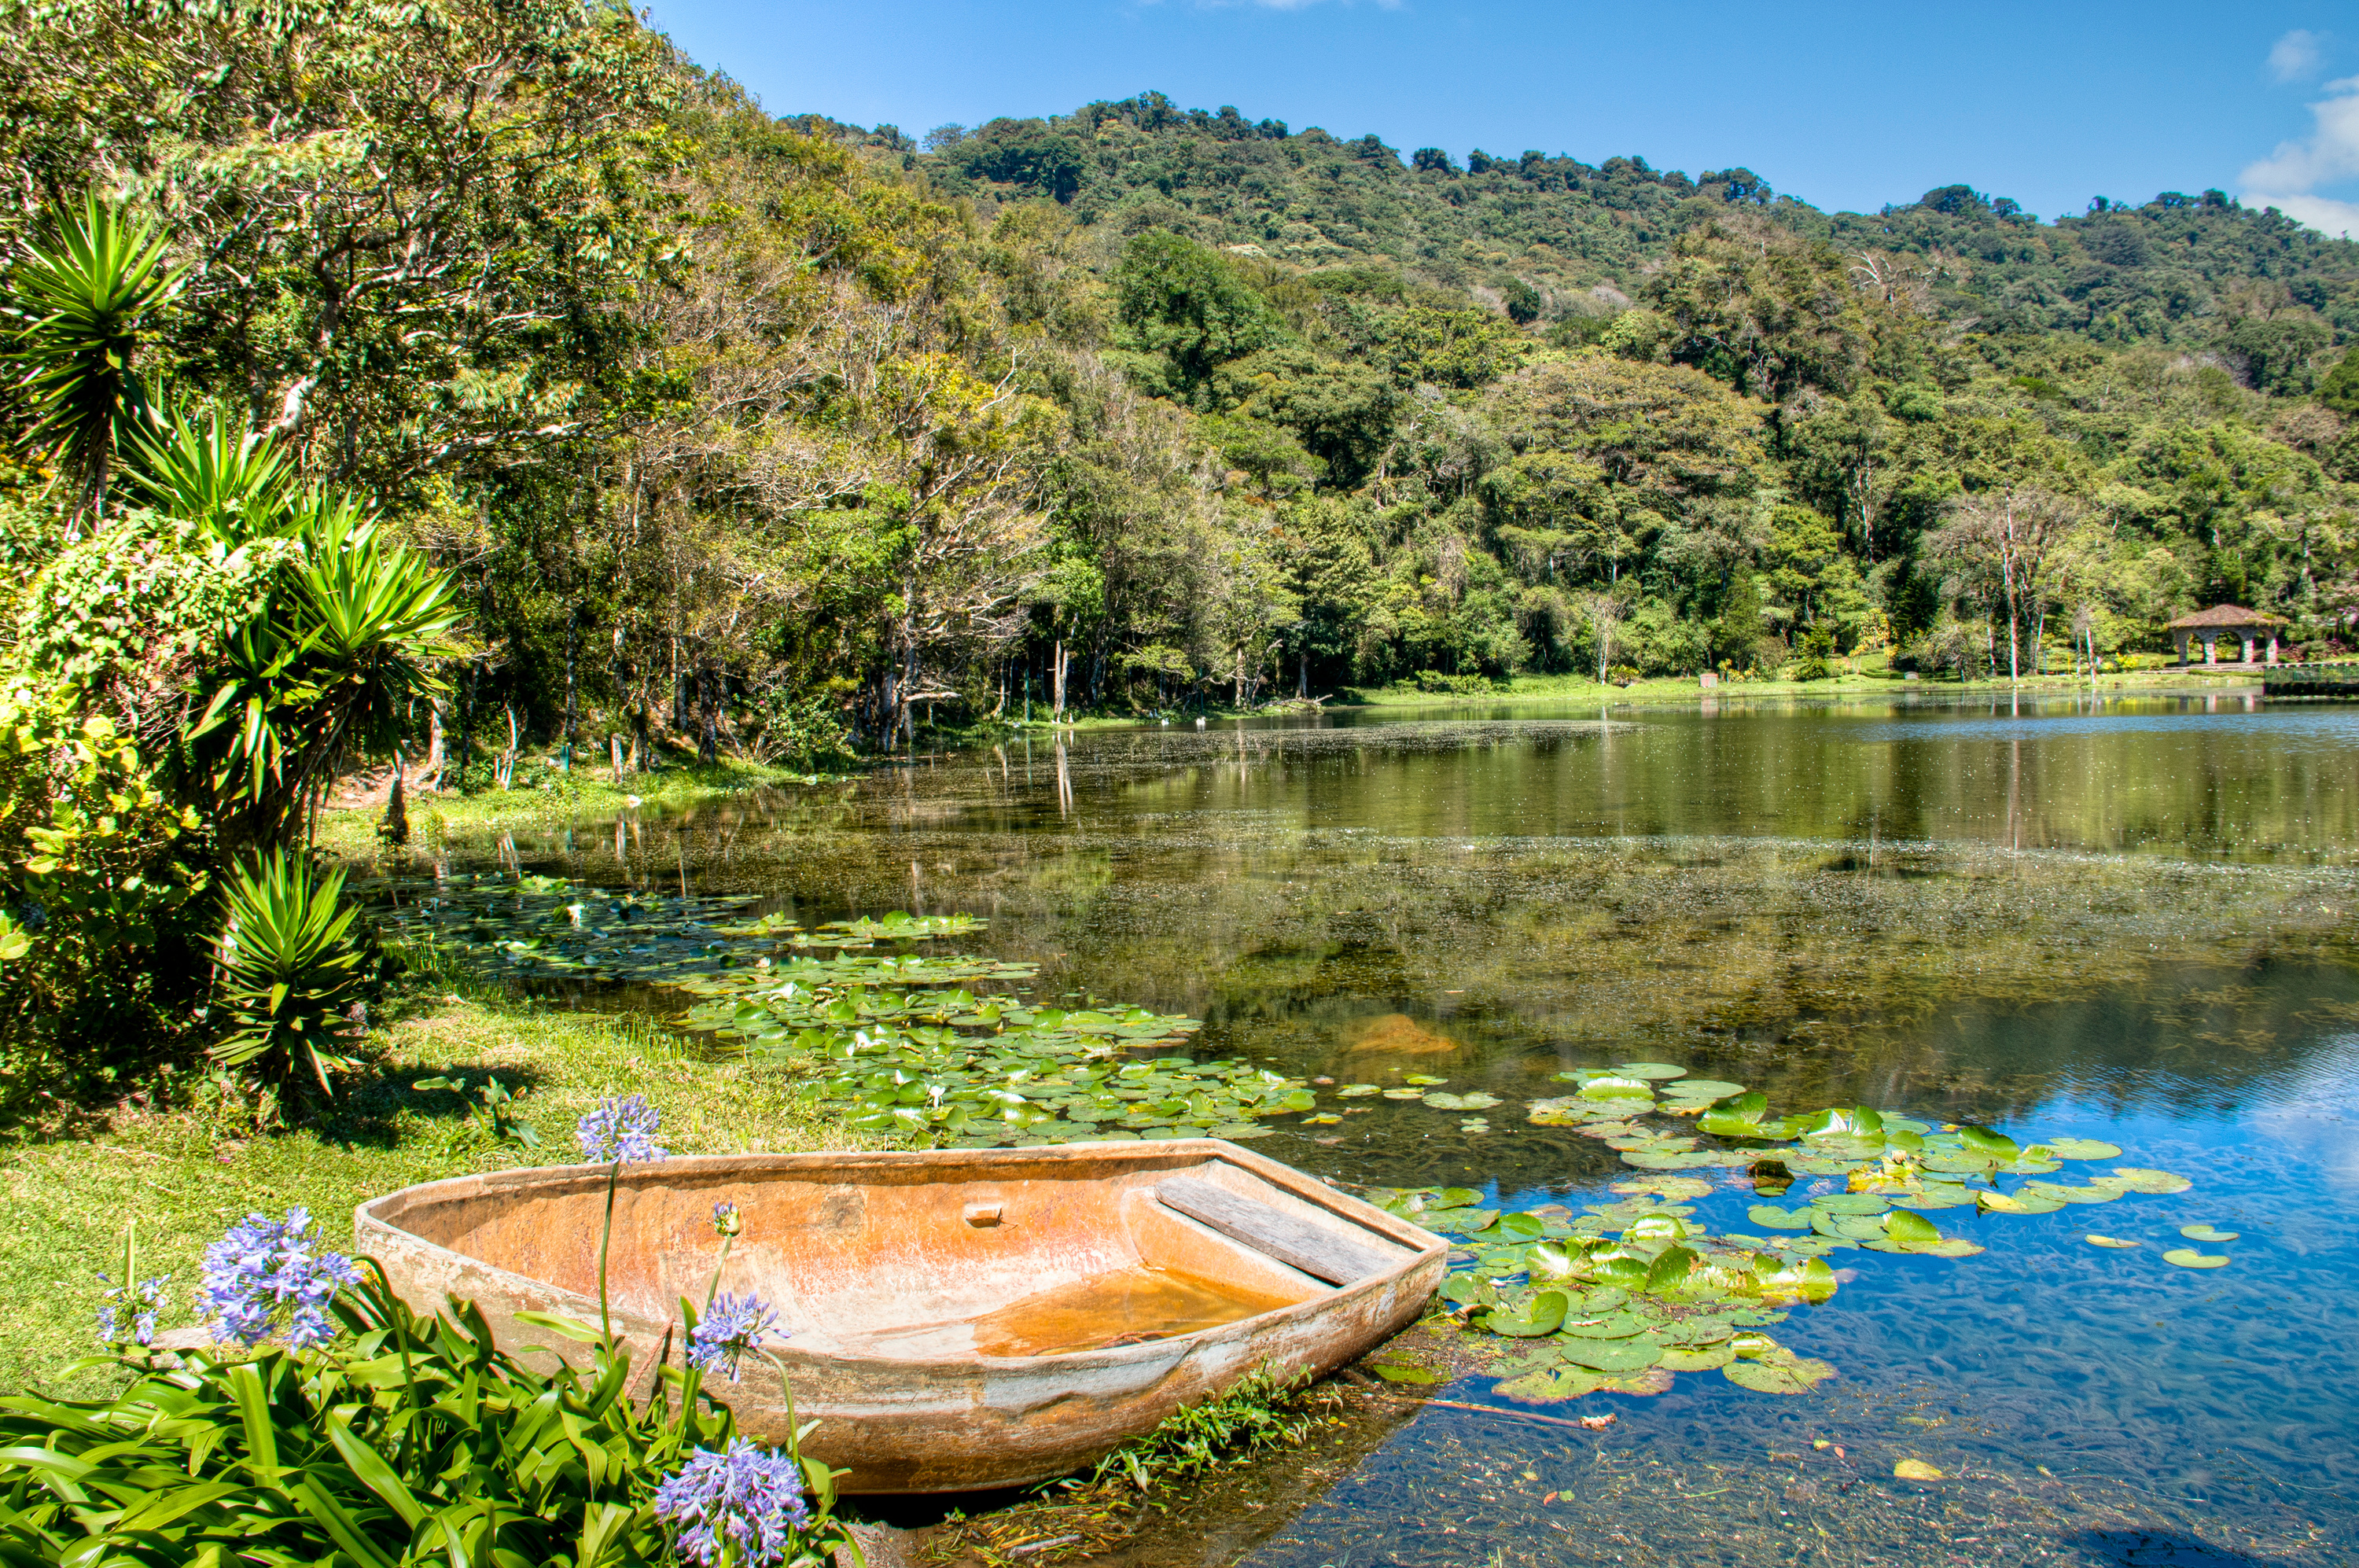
[95,1274,169,1349]
[576,1094,667,1163]
[688,1290,783,1382]
[711,1200,742,1238]
[198,1208,361,1349]
[653,1439,812,1568]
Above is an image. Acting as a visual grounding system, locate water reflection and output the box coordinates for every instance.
[416,694,2359,1562]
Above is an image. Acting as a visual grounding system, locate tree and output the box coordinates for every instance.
[1925,489,2080,684]
[0,196,180,532]
[1113,233,1280,396]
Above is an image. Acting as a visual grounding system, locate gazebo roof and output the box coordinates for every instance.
[2165,604,2289,629]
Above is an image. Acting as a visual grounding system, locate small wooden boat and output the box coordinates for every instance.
[356,1140,1447,1493]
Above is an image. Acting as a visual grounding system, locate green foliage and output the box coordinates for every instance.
[211,848,371,1100]
[0,1276,763,1568]
[0,685,207,1082]
[1084,1367,1319,1494]
[190,500,463,849]
[0,195,180,521]
[1114,232,1280,396]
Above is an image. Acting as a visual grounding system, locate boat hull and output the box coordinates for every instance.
[355,1140,1445,1493]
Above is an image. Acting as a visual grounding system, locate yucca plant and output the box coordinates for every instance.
[190,495,466,849]
[211,847,370,1099]
[127,400,294,540]
[0,193,182,529]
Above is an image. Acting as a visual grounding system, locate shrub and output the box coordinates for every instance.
[0,682,208,1084]
[210,848,374,1102]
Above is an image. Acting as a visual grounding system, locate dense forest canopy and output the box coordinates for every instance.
[6,6,2359,784]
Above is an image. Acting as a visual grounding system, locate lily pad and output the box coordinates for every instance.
[2161,1249,2229,1270]
[1368,1361,1445,1384]
[1612,1176,1716,1201]
[1656,1342,1737,1371]
[1494,1365,1603,1403]
[1812,1193,1891,1216]
[2179,1224,2239,1243]
[2044,1137,2124,1160]
[1337,1084,1382,1098]
[1892,1459,1945,1482]
[1722,1351,1836,1395]
[1485,1289,1572,1337]
[1661,1079,1749,1099]
[2103,1168,2192,1195]
[2084,1235,2140,1249]
[1614,1062,1689,1080]
[1558,1337,1663,1373]
[1747,1204,1816,1231]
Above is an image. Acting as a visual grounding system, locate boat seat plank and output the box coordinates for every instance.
[1154,1176,1394,1286]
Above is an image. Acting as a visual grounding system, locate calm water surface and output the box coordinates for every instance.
[447,694,2359,1567]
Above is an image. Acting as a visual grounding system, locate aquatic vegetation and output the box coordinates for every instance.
[1362,1057,2202,1404]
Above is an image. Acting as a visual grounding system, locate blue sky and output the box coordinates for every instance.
[643,0,2359,236]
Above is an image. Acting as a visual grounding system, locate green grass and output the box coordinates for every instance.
[1335,664,2268,709]
[0,969,874,1397]
[315,753,823,859]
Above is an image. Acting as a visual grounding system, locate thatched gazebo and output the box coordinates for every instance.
[2166,605,2290,666]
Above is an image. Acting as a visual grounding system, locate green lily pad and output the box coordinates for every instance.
[2179,1224,2240,1243]
[2162,1249,2229,1270]
[1485,1288,1572,1337]
[1404,1073,1450,1086]
[1494,1365,1603,1403]
[2084,1235,2140,1249]
[1661,1079,1749,1099]
[2023,1182,2122,1205]
[2044,1137,2124,1160]
[1556,1311,1651,1339]
[1722,1351,1837,1395]
[1369,1361,1445,1383]
[1812,1193,1892,1216]
[1656,1342,1737,1371]
[2103,1167,2192,1194]
[1977,1190,2065,1216]
[1558,1337,1663,1372]
[1614,1062,1689,1080]
[1612,1176,1716,1201]
[1337,1084,1382,1098]
[1747,1204,1815,1231]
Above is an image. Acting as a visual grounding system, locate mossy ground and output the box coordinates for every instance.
[0,964,872,1398]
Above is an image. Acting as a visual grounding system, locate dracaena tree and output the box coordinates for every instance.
[0,194,182,532]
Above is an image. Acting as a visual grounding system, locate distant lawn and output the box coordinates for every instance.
[315,753,819,859]
[1338,664,2267,709]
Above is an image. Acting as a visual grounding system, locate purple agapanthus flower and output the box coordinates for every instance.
[653,1439,811,1567]
[197,1209,360,1349]
[688,1290,783,1382]
[711,1200,742,1237]
[576,1094,667,1164]
[95,1275,168,1349]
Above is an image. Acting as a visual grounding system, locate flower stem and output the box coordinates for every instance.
[598,1158,620,1349]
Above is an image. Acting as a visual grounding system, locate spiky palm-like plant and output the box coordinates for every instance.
[210,848,369,1100]
[128,402,293,541]
[0,193,182,530]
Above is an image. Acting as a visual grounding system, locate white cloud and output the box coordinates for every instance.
[2269,28,2324,83]
[2261,193,2359,237]
[2239,75,2359,235]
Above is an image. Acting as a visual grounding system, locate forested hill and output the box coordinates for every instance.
[8,2,2359,801]
[801,92,2359,378]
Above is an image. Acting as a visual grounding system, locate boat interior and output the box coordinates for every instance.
[368,1149,1424,1360]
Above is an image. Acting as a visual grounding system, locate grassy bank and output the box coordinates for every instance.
[1337,665,2269,709]
[0,968,870,1397]
[315,754,823,859]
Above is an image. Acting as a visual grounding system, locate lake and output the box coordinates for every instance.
[432,691,2359,1567]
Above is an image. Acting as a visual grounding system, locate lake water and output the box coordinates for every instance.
[440,693,2359,1567]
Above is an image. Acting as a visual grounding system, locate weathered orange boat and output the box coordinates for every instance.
[356,1139,1447,1493]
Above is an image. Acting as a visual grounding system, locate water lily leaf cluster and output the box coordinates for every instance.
[1358,1062,2202,1404]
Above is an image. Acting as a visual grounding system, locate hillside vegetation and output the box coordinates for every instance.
[6,9,2359,799]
